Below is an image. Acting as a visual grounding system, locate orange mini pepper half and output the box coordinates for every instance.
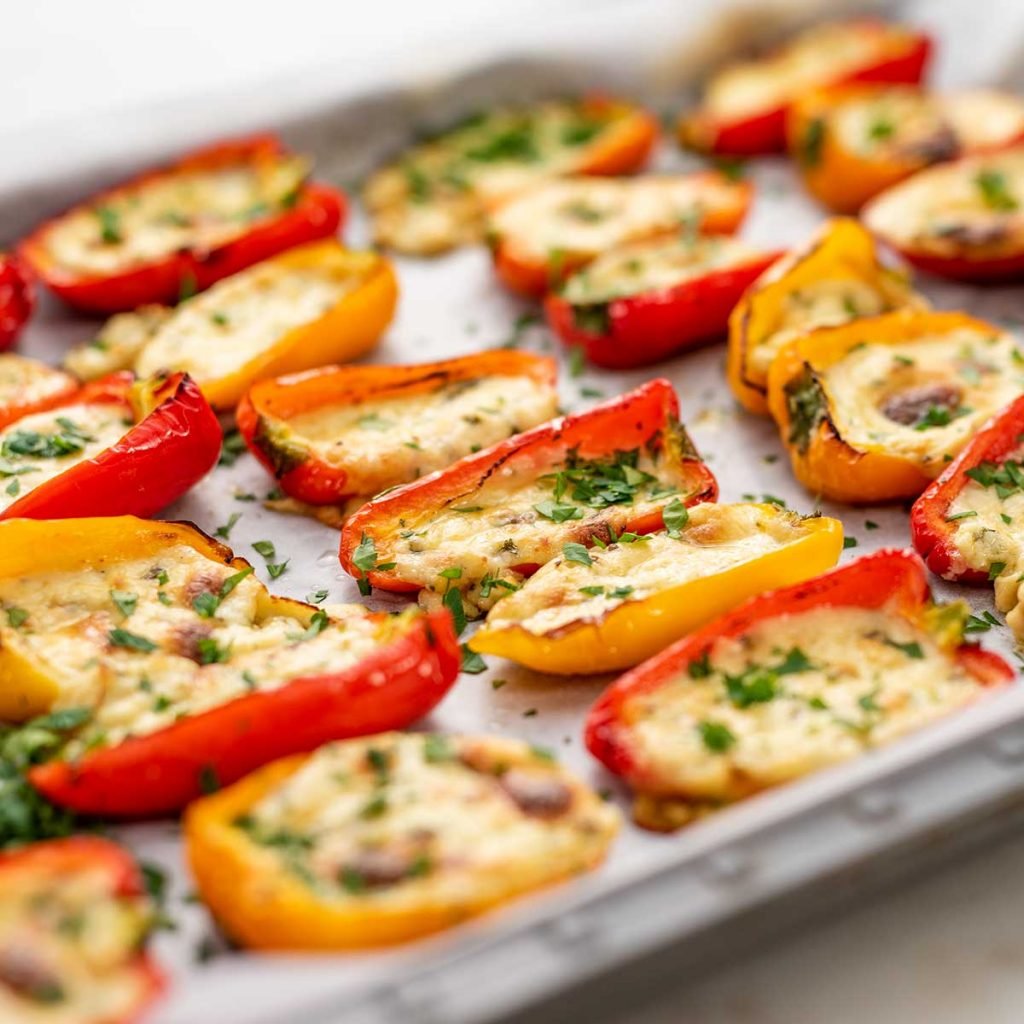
[19,134,346,314]
[679,20,932,156]
[0,516,460,815]
[767,310,1024,504]
[338,379,718,614]
[0,370,221,520]
[727,217,927,415]
[469,502,843,675]
[185,732,619,950]
[0,836,165,1022]
[788,85,1024,213]
[488,172,751,297]
[236,350,558,507]
[586,549,1013,830]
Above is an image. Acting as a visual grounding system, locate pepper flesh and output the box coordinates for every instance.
[0,516,461,815]
[0,252,34,350]
[679,20,932,156]
[0,836,165,1024]
[546,240,781,369]
[236,351,558,506]
[585,549,1013,829]
[338,379,718,603]
[727,217,926,415]
[18,134,346,314]
[0,371,221,521]
[766,310,1023,504]
[469,503,844,674]
[0,354,79,430]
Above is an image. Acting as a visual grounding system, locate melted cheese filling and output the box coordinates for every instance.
[490,176,739,262]
[0,544,384,751]
[135,262,354,384]
[705,23,898,120]
[624,607,982,802]
[821,328,1023,471]
[41,154,308,276]
[385,447,694,616]
[865,148,1024,256]
[943,90,1024,151]
[0,403,132,513]
[484,503,813,637]
[64,306,171,382]
[364,102,634,253]
[561,235,762,304]
[0,357,74,411]
[832,88,951,160]
[949,469,1024,636]
[0,866,151,1023]
[239,733,617,903]
[752,276,894,377]
[284,374,557,497]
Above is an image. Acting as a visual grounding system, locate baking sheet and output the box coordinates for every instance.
[6,3,1024,1023]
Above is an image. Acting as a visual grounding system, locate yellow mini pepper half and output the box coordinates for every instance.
[468,502,844,675]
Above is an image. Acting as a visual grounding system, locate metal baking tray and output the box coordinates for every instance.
[4,2,1024,1022]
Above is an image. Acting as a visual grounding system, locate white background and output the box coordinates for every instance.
[4,2,1024,1022]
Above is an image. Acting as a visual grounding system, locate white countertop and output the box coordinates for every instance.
[6,2,1024,1022]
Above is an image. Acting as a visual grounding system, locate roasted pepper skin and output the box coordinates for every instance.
[545,249,781,369]
[911,395,1024,583]
[766,310,997,504]
[339,379,719,593]
[586,549,1013,785]
[11,518,460,817]
[0,360,79,430]
[18,135,346,314]
[236,351,557,504]
[468,507,844,674]
[679,23,932,156]
[0,836,166,1023]
[0,371,221,521]
[490,173,752,298]
[0,253,34,351]
[727,217,925,415]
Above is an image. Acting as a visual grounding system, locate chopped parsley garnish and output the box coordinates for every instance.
[2,420,93,460]
[423,735,456,763]
[965,611,1001,633]
[95,205,122,244]
[688,651,712,678]
[913,404,971,431]
[965,458,1024,500]
[351,533,394,596]
[534,499,583,523]
[798,117,825,167]
[193,567,254,618]
[460,644,487,673]
[697,720,736,753]
[306,588,329,604]
[196,637,230,665]
[218,430,247,467]
[6,606,29,629]
[876,634,924,659]
[214,512,241,539]
[356,413,393,432]
[945,509,978,522]
[784,369,826,454]
[443,588,467,635]
[662,497,689,538]
[562,542,592,567]
[110,590,138,617]
[108,628,157,652]
[975,169,1018,211]
[843,537,858,549]
[989,561,1007,580]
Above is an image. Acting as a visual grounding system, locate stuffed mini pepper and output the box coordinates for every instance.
[61,240,397,411]
[546,235,781,369]
[0,354,78,430]
[365,97,658,255]
[0,837,164,1022]
[0,370,220,520]
[0,517,459,816]
[912,395,1024,637]
[728,218,926,415]
[19,134,346,314]
[0,252,34,350]
[186,732,619,949]
[470,502,843,674]
[789,85,1024,212]
[236,351,559,524]
[488,171,751,297]
[767,310,1024,504]
[586,549,1012,830]
[863,146,1024,281]
[339,379,717,619]
[679,19,931,156]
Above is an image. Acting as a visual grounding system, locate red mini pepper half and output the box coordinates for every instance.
[586,549,1012,816]
[0,836,165,1023]
[546,238,782,369]
[911,394,1024,582]
[19,134,347,314]
[11,517,462,816]
[0,354,79,430]
[0,252,34,351]
[0,371,221,520]
[339,379,718,599]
